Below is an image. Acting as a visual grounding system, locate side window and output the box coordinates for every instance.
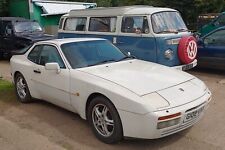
[28,45,42,64]
[64,17,87,31]
[204,29,225,46]
[121,16,149,34]
[215,14,225,26]
[89,17,117,32]
[39,45,65,68]
[2,21,13,36]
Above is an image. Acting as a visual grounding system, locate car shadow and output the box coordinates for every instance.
[0,95,192,149]
[188,67,225,76]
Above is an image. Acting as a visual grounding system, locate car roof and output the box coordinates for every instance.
[36,38,106,45]
[68,5,176,17]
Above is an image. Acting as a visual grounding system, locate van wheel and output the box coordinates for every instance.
[15,73,32,103]
[87,96,123,144]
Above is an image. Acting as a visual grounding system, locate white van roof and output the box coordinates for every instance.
[68,5,177,17]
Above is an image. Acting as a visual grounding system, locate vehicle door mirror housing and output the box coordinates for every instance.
[6,28,12,36]
[45,63,61,74]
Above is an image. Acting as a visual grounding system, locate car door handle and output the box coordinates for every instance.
[33,69,41,74]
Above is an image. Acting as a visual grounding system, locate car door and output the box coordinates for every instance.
[2,21,15,52]
[0,20,3,57]
[28,44,71,108]
[198,29,225,69]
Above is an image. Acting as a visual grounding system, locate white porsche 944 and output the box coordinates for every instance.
[10,38,211,143]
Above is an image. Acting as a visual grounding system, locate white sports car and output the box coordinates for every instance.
[10,38,211,143]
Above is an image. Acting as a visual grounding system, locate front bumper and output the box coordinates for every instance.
[118,88,211,139]
[173,59,197,71]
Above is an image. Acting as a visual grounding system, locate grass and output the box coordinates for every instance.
[0,79,14,91]
[0,79,16,103]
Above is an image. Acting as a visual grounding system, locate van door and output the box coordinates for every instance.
[115,16,157,62]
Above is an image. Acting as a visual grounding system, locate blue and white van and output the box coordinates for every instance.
[58,6,198,70]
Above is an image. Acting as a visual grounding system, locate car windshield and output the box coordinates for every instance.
[14,22,43,33]
[61,40,128,69]
[151,11,187,34]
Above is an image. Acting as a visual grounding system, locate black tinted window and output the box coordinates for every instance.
[204,29,225,46]
[39,45,65,68]
[2,21,13,36]
[28,45,42,64]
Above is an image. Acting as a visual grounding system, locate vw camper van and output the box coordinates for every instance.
[58,6,197,70]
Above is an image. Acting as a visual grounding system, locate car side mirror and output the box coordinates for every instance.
[45,63,61,74]
[6,28,12,36]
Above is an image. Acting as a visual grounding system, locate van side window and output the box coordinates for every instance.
[64,17,87,31]
[121,16,149,34]
[89,17,117,32]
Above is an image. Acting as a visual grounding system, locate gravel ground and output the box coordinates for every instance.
[0,60,225,150]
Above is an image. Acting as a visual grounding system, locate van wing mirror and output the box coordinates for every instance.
[45,63,61,74]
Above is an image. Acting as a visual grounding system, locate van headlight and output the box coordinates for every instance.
[164,49,174,60]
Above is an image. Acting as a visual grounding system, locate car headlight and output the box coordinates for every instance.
[142,93,170,110]
[191,78,207,91]
[157,117,181,129]
[164,49,174,60]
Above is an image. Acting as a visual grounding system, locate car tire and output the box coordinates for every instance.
[15,73,32,103]
[87,96,123,144]
[0,52,3,59]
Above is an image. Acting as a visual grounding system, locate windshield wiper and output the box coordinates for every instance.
[88,59,116,67]
[117,56,135,62]
[177,28,189,32]
[156,30,178,34]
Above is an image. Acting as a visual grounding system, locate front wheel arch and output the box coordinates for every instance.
[86,94,124,143]
[86,93,110,119]
[85,93,123,131]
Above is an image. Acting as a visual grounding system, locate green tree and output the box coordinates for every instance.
[0,0,8,16]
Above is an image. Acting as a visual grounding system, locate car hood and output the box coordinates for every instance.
[16,32,54,42]
[79,59,195,96]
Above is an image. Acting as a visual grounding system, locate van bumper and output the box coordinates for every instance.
[172,59,197,71]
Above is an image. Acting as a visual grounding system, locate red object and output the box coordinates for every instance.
[158,112,181,121]
[178,36,197,64]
